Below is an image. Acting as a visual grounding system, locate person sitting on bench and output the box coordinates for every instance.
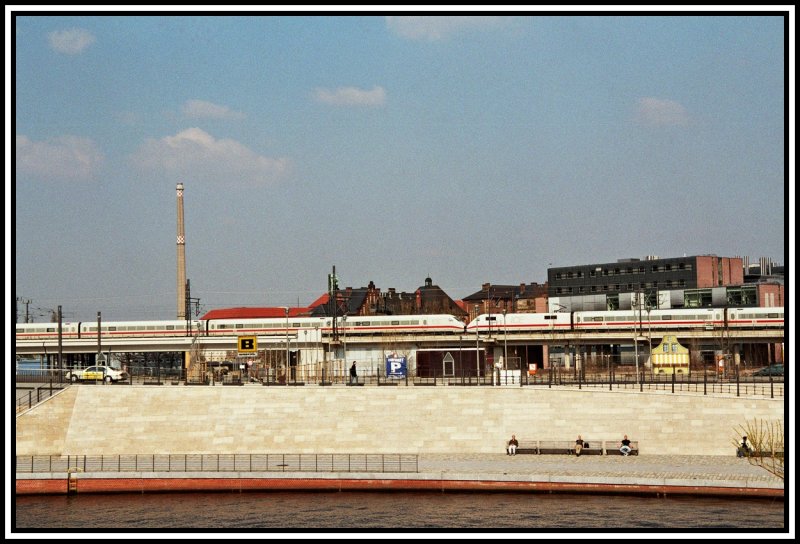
[507,435,519,456]
[620,435,633,456]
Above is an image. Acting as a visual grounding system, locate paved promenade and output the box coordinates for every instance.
[16,453,783,498]
[416,453,783,494]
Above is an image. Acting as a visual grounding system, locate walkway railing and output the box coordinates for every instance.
[15,384,68,414]
[16,453,419,474]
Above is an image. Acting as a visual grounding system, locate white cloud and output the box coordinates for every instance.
[314,86,386,107]
[131,128,289,185]
[181,99,246,120]
[48,28,95,54]
[635,97,690,126]
[386,16,503,41]
[16,135,103,181]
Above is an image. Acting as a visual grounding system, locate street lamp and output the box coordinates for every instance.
[503,309,508,385]
[342,314,347,370]
[475,330,481,385]
[283,307,289,385]
[459,335,463,385]
[474,305,480,385]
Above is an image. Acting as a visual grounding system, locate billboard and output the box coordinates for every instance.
[386,355,407,378]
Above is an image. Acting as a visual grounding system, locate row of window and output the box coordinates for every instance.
[555,280,688,294]
[212,319,424,330]
[555,263,692,280]
[575,314,719,323]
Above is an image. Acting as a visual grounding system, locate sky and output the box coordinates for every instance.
[8,8,793,323]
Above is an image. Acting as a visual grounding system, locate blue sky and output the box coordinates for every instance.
[9,10,792,322]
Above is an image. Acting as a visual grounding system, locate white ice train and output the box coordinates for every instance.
[15,307,783,343]
[465,307,784,334]
[15,314,467,342]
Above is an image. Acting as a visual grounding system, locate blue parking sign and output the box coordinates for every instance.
[386,355,407,378]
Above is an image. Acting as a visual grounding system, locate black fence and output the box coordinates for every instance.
[15,384,68,414]
[15,366,783,398]
[16,453,419,474]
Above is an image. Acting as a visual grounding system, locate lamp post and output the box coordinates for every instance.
[475,331,481,385]
[503,309,508,385]
[342,315,347,370]
[475,305,480,385]
[283,307,289,385]
[459,335,463,385]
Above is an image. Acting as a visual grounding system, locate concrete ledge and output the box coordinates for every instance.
[16,472,784,497]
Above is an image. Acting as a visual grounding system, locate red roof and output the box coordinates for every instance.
[201,307,309,320]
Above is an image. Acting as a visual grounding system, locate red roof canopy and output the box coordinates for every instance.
[200,307,309,320]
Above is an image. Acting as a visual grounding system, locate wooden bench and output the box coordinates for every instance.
[602,440,639,456]
[506,439,637,455]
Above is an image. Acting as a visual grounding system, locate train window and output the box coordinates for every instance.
[292,323,301,327]
[108,326,116,331]
[236,324,243,329]
[768,313,780,318]
[592,317,603,322]
[391,321,400,326]
[166,325,174,330]
[544,315,557,320]
[662,315,672,320]
[147,326,156,330]
[47,327,55,333]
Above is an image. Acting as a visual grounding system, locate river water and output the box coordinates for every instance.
[14,491,786,532]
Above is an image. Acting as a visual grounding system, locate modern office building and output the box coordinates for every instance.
[546,255,772,312]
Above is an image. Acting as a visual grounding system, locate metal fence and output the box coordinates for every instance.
[15,384,68,414]
[16,367,782,398]
[15,453,419,474]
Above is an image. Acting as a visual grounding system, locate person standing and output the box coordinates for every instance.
[575,435,584,457]
[349,361,358,385]
[620,434,632,456]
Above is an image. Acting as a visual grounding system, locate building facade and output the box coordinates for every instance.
[547,255,750,311]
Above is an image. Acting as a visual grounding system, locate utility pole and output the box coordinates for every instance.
[16,298,32,323]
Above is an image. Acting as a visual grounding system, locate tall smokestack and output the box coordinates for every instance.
[176,183,186,319]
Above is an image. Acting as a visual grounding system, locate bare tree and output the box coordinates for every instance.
[733,419,784,480]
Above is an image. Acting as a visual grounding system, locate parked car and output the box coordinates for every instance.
[753,364,784,377]
[66,365,129,383]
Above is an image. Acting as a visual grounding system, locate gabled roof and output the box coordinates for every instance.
[308,288,369,316]
[201,307,309,320]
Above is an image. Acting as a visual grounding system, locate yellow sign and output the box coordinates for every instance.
[238,336,258,353]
